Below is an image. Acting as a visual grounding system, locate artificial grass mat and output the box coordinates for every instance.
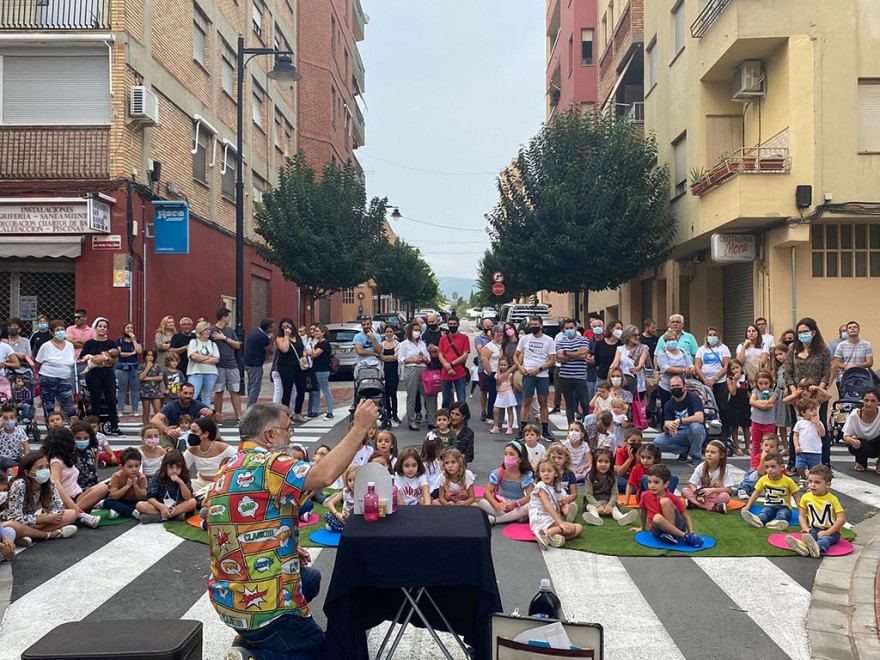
[562,508,856,557]
[163,501,331,548]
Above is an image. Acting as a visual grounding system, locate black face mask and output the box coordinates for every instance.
[7,328,19,336]
[529,326,541,335]
[670,387,685,398]
[187,434,201,447]
[448,326,459,334]
[427,324,439,331]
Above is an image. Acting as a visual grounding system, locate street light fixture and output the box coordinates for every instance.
[235,36,302,343]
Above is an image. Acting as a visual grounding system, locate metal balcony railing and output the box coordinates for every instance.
[0,0,111,30]
[581,57,594,67]
[627,102,644,123]
[691,147,791,196]
[0,126,110,179]
[691,0,733,39]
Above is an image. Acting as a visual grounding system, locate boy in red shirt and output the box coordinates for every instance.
[614,427,642,493]
[637,464,704,547]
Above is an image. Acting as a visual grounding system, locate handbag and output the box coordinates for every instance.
[329,355,340,376]
[292,344,310,371]
[512,370,523,393]
[631,398,648,430]
[421,369,442,395]
[304,370,319,392]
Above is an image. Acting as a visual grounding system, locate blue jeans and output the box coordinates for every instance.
[18,402,31,420]
[586,379,597,405]
[808,528,841,553]
[654,422,706,461]
[758,505,791,525]
[616,475,629,494]
[235,567,323,660]
[188,373,218,406]
[441,377,467,410]
[40,375,77,421]
[739,468,759,496]
[312,370,333,414]
[115,365,140,413]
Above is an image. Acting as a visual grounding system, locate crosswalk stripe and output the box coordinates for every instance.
[693,557,811,660]
[542,549,686,660]
[180,548,324,659]
[822,471,880,508]
[0,524,184,658]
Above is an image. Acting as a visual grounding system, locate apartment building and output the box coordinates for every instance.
[590,0,880,341]
[0,0,300,335]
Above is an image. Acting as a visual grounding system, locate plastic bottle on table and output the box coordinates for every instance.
[364,482,379,522]
[391,483,398,514]
[528,579,561,620]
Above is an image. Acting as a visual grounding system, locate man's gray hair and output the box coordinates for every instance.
[669,313,685,323]
[239,403,288,441]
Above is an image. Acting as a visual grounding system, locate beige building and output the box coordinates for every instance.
[588,0,880,344]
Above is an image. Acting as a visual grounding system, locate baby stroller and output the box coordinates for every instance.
[684,378,731,454]
[75,371,114,434]
[349,359,390,429]
[6,360,41,444]
[829,366,877,444]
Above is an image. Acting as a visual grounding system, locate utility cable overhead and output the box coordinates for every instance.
[397,214,488,232]
[360,151,499,176]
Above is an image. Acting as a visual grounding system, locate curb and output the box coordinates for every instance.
[807,512,880,659]
[0,561,11,631]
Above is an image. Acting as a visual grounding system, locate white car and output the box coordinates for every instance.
[465,307,483,319]
[480,308,497,321]
[326,323,362,375]
[417,308,438,317]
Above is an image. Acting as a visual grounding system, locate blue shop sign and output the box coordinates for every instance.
[154,201,190,254]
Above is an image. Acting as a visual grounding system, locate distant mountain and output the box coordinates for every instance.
[437,276,477,301]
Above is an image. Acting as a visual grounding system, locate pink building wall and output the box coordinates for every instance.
[546,0,598,114]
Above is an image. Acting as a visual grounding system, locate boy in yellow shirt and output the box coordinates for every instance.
[740,453,801,531]
[785,465,846,558]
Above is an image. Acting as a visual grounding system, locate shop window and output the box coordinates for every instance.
[812,223,880,277]
[342,288,355,304]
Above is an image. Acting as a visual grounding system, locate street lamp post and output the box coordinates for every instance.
[235,35,301,342]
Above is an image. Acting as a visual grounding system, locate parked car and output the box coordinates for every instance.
[373,312,408,340]
[465,307,483,319]
[516,316,562,341]
[480,307,498,322]
[326,323,362,375]
[499,303,553,326]
[418,308,438,318]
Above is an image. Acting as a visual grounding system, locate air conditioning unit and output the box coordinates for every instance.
[129,86,160,126]
[732,60,765,100]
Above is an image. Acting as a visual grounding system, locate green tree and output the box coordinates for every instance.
[254,153,387,317]
[475,246,534,305]
[371,239,441,314]
[486,109,677,312]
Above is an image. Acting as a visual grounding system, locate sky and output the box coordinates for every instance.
[358,0,546,279]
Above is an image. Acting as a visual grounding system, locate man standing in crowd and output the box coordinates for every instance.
[755,317,775,349]
[244,318,275,408]
[654,374,706,466]
[474,317,494,421]
[66,308,95,389]
[439,316,470,409]
[640,318,659,356]
[515,316,556,441]
[829,324,849,358]
[555,318,589,424]
[211,307,243,423]
[654,313,699,358]
[831,321,874,386]
[419,312,444,430]
[170,317,196,375]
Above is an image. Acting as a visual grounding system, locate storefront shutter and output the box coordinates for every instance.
[722,263,755,344]
[250,275,269,332]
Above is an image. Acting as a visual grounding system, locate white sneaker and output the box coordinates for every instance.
[785,535,809,556]
[581,510,603,526]
[59,525,78,538]
[132,510,141,520]
[79,513,100,529]
[616,509,639,526]
[534,529,549,551]
[765,519,790,531]
[107,509,120,520]
[741,510,764,528]
[548,534,565,548]
[802,533,821,558]
[737,488,749,500]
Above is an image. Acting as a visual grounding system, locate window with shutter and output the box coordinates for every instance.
[193,7,208,66]
[672,2,686,57]
[858,79,880,153]
[192,125,208,184]
[672,133,687,197]
[222,42,235,96]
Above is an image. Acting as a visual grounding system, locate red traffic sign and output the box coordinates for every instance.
[492,282,505,296]
[492,271,505,283]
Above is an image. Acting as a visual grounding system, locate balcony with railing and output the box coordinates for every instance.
[352,0,365,41]
[690,147,790,197]
[352,103,365,148]
[627,102,644,124]
[353,45,365,96]
[0,125,110,179]
[691,0,733,39]
[0,0,111,30]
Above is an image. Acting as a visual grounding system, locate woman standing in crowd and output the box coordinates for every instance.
[310,324,335,420]
[30,314,52,358]
[154,316,176,368]
[80,318,122,434]
[656,330,695,408]
[609,325,647,399]
[187,321,220,405]
[399,323,430,432]
[380,324,401,424]
[502,321,521,425]
[481,326,504,425]
[35,320,77,424]
[274,317,308,422]
[736,324,769,386]
[3,318,31,364]
[784,317,831,467]
[115,322,142,418]
[695,327,731,444]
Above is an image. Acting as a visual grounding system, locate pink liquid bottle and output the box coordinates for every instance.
[364,482,379,522]
[391,483,398,514]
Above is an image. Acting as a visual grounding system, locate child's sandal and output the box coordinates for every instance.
[855,463,867,472]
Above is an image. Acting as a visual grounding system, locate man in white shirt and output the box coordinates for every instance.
[832,320,874,386]
[755,317,776,350]
[514,317,556,441]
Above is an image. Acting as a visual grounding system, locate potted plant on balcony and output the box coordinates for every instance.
[707,152,738,184]
[758,152,786,170]
[689,167,709,196]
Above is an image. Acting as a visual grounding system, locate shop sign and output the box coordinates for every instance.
[0,199,111,234]
[154,201,190,254]
[711,234,756,263]
[19,296,38,321]
[93,234,122,251]
[113,253,131,289]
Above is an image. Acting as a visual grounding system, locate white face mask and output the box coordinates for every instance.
[0,491,7,506]
[412,331,421,339]
[612,329,623,339]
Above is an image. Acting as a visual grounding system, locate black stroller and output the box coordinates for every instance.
[349,360,391,429]
[829,367,877,444]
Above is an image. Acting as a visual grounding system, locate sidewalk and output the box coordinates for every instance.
[807,512,880,658]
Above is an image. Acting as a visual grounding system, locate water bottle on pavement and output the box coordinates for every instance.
[364,482,379,522]
[528,579,561,619]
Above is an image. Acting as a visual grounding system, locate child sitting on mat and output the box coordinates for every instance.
[546,443,578,522]
[324,465,358,533]
[582,448,639,527]
[436,448,475,506]
[635,464,704,547]
[474,441,534,525]
[4,451,78,542]
[785,465,846,557]
[105,447,148,520]
[681,440,733,514]
[528,456,583,550]
[136,449,196,524]
[741,452,800,531]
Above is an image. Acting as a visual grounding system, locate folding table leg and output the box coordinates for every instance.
[421,588,472,657]
[383,587,423,659]
[400,587,456,660]
[375,594,411,659]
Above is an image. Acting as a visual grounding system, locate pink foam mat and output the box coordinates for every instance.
[767,533,854,556]
[501,523,537,542]
[298,513,319,527]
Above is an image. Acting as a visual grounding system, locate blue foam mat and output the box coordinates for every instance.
[634,531,716,552]
[309,528,341,547]
[748,504,802,527]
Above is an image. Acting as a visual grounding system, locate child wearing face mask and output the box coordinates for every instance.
[138,423,166,478]
[5,451,79,543]
[0,403,29,474]
[563,421,592,481]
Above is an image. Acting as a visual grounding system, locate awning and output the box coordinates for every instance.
[0,236,83,259]
[602,51,636,115]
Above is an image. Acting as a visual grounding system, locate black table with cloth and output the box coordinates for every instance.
[323,506,502,660]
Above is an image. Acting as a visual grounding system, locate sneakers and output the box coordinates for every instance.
[479,411,487,422]
[683,533,704,548]
[415,413,423,423]
[765,519,790,531]
[109,427,125,437]
[676,454,690,463]
[486,515,497,526]
[582,510,604,526]
[506,427,514,435]
[565,506,577,522]
[741,510,764,528]
[548,534,565,548]
[93,499,104,510]
[736,488,749,500]
[785,535,810,556]
[325,413,334,420]
[139,514,163,524]
[15,536,33,548]
[59,525,78,538]
[79,512,100,528]
[549,407,561,415]
[132,510,141,520]
[615,509,639,527]
[534,529,550,551]
[542,429,556,442]
[107,509,120,520]
[802,533,821,558]
[489,426,500,434]
[713,502,727,514]
[658,532,679,545]
[798,478,807,491]
[708,419,722,430]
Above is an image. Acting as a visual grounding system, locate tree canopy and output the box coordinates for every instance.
[370,239,441,311]
[485,109,677,310]
[254,153,388,303]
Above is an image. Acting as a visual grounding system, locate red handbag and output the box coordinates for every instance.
[631,399,648,430]
[421,369,442,395]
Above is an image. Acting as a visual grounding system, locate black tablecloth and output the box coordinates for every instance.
[323,506,501,660]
